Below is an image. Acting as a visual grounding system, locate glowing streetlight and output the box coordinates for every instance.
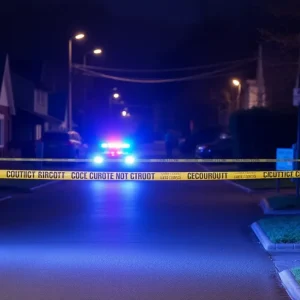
[231,79,242,110]
[232,79,241,87]
[121,110,127,117]
[83,47,103,104]
[93,48,103,55]
[113,93,120,99]
[75,33,85,40]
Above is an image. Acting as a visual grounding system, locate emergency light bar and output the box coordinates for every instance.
[101,142,130,149]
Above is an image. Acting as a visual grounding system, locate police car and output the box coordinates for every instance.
[92,140,136,165]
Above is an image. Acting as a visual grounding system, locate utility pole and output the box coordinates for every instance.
[109,95,112,118]
[257,44,265,107]
[295,34,300,197]
[68,39,73,131]
[83,55,87,109]
[236,83,241,110]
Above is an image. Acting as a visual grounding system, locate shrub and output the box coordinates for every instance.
[229,107,297,170]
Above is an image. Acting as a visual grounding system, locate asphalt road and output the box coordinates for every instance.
[0,161,289,300]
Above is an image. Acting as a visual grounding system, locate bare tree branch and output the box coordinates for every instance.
[263,0,300,17]
[259,29,299,48]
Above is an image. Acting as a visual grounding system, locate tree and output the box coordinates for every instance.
[258,1,300,109]
[260,1,300,47]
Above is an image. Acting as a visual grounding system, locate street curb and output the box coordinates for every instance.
[0,195,12,202]
[279,269,300,300]
[260,198,300,215]
[29,181,57,191]
[251,222,300,252]
[199,164,253,193]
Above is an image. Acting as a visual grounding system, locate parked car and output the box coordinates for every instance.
[179,127,222,154]
[195,137,232,159]
[42,131,88,159]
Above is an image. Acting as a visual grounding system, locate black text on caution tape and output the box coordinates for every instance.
[187,172,228,180]
[70,172,156,180]
[6,170,66,179]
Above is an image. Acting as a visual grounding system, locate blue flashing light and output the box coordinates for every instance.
[101,143,108,148]
[125,155,135,164]
[122,143,130,149]
[93,156,104,164]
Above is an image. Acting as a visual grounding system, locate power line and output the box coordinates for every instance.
[73,57,255,73]
[82,69,243,83]
[73,59,255,83]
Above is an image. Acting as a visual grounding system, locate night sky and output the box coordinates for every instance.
[0,0,269,136]
[0,0,262,63]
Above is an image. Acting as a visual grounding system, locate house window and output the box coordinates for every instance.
[36,90,45,106]
[0,114,4,148]
[39,91,43,105]
[35,124,42,140]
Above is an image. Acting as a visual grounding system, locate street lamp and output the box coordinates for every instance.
[83,48,103,104]
[109,88,122,117]
[121,110,127,117]
[232,79,240,87]
[83,48,103,66]
[68,32,85,131]
[232,78,242,110]
[75,33,85,40]
[93,48,102,55]
[113,93,120,99]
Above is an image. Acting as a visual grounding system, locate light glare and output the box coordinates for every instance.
[75,33,85,40]
[93,156,104,164]
[125,156,135,164]
[93,48,102,54]
[232,79,240,86]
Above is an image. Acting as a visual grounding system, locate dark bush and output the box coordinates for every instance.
[8,140,36,158]
[229,107,297,170]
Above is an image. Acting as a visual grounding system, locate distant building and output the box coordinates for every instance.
[0,54,16,156]
[242,79,266,109]
[11,72,63,143]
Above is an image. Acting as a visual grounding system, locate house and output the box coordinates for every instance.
[48,91,77,131]
[11,73,63,148]
[242,80,267,109]
[0,54,16,156]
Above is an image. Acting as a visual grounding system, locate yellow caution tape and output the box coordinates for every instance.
[0,158,299,163]
[2,170,300,181]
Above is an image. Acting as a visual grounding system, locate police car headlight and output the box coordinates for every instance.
[93,156,104,164]
[125,155,135,164]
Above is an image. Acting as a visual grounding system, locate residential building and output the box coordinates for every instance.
[242,79,266,109]
[0,54,16,156]
[48,91,77,131]
[11,73,63,145]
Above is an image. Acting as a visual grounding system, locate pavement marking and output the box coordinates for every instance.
[0,181,59,202]
[197,163,253,193]
[30,181,58,191]
[0,195,12,202]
